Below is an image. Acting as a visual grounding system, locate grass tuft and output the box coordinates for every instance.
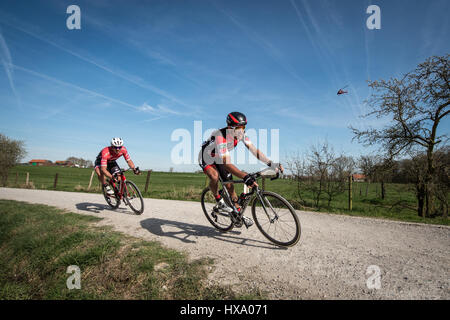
[0,200,264,300]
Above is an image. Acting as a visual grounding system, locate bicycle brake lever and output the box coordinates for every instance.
[270,172,280,181]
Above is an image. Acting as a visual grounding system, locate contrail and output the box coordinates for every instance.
[0,29,22,108]
[11,63,140,111]
[0,19,192,110]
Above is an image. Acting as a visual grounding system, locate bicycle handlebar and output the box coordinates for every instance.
[112,166,140,176]
[222,167,282,185]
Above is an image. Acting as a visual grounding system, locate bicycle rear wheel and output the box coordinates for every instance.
[125,180,144,214]
[252,191,301,247]
[201,187,234,232]
[102,183,120,209]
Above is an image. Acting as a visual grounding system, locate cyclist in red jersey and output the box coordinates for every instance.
[199,112,283,227]
[94,138,140,194]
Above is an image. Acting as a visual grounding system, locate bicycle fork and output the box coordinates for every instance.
[255,190,279,223]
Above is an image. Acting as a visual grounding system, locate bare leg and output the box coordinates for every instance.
[225,183,240,210]
[95,167,107,185]
[205,167,219,196]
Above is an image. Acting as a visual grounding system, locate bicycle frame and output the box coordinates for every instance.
[110,170,129,200]
[219,169,280,221]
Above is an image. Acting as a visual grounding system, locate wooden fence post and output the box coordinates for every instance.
[204,175,209,188]
[53,173,59,189]
[26,172,29,186]
[262,177,266,191]
[348,175,353,211]
[15,172,19,185]
[87,170,95,191]
[144,170,152,193]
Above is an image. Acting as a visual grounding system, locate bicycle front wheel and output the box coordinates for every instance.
[201,187,234,232]
[102,183,120,209]
[125,180,144,214]
[252,191,301,247]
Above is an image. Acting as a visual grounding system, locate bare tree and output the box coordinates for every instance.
[0,133,27,186]
[286,152,311,207]
[323,155,354,209]
[287,142,352,209]
[308,142,334,208]
[351,55,449,217]
[358,155,377,196]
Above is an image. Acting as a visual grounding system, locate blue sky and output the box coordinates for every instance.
[0,0,449,171]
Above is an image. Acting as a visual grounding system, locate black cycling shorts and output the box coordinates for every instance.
[94,158,121,176]
[198,151,232,182]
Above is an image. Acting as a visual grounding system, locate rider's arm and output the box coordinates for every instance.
[215,135,248,179]
[244,138,284,173]
[122,147,138,172]
[101,166,114,180]
[245,142,271,165]
[222,155,247,179]
[100,148,114,180]
[126,159,135,170]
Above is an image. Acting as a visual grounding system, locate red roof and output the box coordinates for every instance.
[29,159,51,163]
[352,174,366,180]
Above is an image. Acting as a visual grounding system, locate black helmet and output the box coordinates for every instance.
[226,111,247,127]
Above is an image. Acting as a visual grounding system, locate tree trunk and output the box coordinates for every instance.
[417,183,425,217]
[381,181,385,200]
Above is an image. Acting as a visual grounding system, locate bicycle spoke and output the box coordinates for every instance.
[201,188,234,232]
[252,191,301,247]
[125,181,144,214]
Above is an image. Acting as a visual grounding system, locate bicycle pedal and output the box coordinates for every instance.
[233,220,243,228]
[230,213,243,228]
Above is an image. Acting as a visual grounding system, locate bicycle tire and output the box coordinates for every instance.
[200,187,234,232]
[124,180,144,214]
[251,191,301,247]
[102,183,120,209]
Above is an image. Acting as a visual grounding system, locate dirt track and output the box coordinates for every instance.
[1,187,449,300]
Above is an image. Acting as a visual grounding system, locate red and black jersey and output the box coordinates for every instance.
[95,146,131,167]
[200,127,252,160]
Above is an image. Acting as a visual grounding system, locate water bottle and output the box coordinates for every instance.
[237,192,246,206]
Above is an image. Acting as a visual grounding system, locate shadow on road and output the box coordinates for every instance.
[140,218,287,250]
[75,202,130,214]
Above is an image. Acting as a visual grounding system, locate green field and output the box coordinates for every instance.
[0,200,263,299]
[4,165,449,226]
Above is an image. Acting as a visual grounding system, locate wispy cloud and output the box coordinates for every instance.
[0,29,21,108]
[138,102,182,115]
[289,0,342,88]
[212,0,311,89]
[12,64,140,111]
[0,18,196,115]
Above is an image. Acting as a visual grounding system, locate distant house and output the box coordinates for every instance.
[55,161,74,167]
[352,174,366,182]
[29,159,53,166]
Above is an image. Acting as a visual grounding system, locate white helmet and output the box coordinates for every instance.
[111,137,123,147]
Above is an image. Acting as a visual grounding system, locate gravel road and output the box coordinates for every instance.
[1,187,449,300]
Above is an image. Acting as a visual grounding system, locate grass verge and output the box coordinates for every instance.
[0,200,264,300]
[4,166,448,226]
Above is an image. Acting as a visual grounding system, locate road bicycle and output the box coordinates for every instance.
[102,167,144,214]
[200,167,301,247]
